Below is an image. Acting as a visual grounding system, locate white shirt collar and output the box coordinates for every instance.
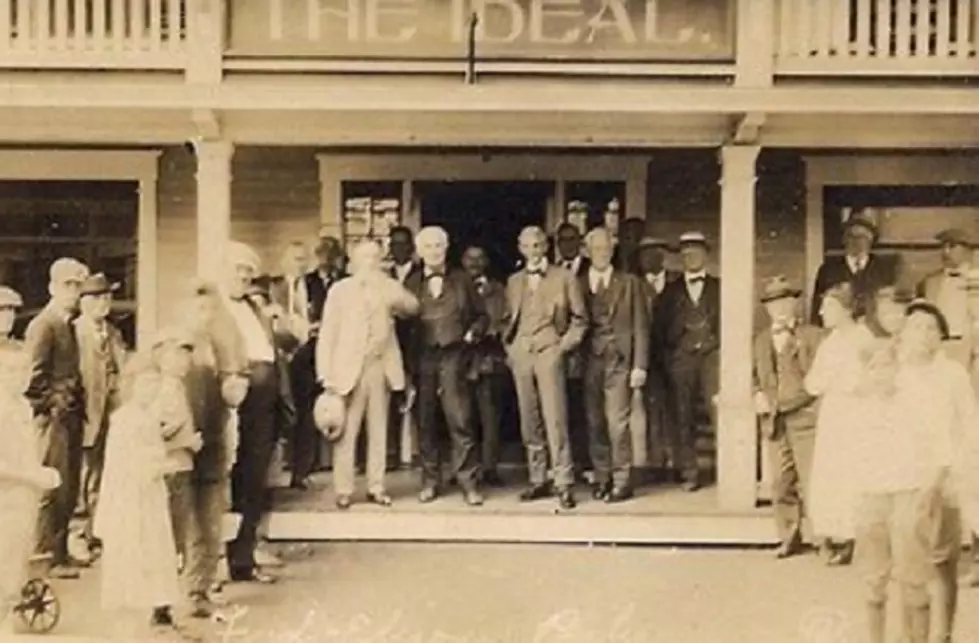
[527,259,548,273]
[685,270,707,281]
[590,265,613,279]
[846,255,869,271]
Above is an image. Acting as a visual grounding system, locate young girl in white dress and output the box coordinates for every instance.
[805,282,876,566]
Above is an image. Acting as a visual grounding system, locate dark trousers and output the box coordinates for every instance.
[387,392,406,467]
[35,411,83,563]
[416,345,478,489]
[566,376,590,473]
[471,373,502,474]
[227,361,278,574]
[289,342,320,482]
[766,418,815,547]
[583,350,633,488]
[79,419,109,543]
[166,471,194,560]
[666,350,719,484]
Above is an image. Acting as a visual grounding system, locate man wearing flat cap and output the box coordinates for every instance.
[25,257,90,578]
[654,231,720,492]
[751,276,823,559]
[811,208,900,325]
[74,273,128,557]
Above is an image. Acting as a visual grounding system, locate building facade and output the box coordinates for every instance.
[1,0,978,533]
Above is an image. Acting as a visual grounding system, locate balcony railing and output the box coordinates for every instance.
[0,0,188,69]
[776,0,979,75]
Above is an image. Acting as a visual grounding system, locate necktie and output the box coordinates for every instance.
[948,270,962,278]
[687,276,705,285]
[563,260,574,271]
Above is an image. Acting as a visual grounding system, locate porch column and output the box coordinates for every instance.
[717,145,760,511]
[195,140,234,282]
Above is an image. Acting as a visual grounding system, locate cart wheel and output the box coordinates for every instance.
[15,578,60,633]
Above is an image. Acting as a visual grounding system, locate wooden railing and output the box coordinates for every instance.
[776,0,979,75]
[0,0,188,69]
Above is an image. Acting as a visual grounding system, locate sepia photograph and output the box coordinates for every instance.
[0,0,979,641]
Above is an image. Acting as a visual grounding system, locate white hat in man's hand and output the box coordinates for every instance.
[313,391,346,442]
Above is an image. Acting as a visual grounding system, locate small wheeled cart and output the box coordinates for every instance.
[11,553,61,634]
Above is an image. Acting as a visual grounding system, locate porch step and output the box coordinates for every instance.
[266,511,778,546]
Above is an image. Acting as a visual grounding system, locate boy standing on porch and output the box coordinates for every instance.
[751,276,823,559]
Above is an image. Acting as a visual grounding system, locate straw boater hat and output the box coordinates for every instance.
[678,231,710,249]
[905,298,951,341]
[80,273,120,298]
[760,275,802,304]
[314,392,345,442]
[638,236,677,252]
[0,286,23,309]
[935,228,973,248]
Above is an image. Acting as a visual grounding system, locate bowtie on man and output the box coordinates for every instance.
[579,228,649,503]
[25,257,90,579]
[222,241,283,585]
[316,239,419,510]
[751,276,824,559]
[654,231,721,492]
[461,246,508,488]
[503,226,588,510]
[74,272,127,558]
[405,226,488,506]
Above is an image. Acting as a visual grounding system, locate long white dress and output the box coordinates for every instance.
[93,393,180,612]
[805,322,876,541]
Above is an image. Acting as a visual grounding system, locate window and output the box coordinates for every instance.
[340,181,403,258]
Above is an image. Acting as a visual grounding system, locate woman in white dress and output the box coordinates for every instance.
[805,282,876,566]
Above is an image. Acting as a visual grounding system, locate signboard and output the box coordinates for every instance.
[229,0,735,60]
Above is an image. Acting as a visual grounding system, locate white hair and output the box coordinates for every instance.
[584,227,613,248]
[518,226,546,244]
[349,238,382,265]
[415,226,449,248]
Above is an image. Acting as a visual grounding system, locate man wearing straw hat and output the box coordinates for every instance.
[74,272,127,558]
[25,257,90,579]
[751,275,823,559]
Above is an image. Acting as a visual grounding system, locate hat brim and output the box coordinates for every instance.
[760,289,803,303]
[935,235,972,248]
[81,282,120,297]
[678,239,710,249]
[843,220,877,237]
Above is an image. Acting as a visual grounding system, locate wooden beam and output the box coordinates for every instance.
[191,108,221,140]
[730,112,766,145]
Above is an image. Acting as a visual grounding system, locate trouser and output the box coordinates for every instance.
[767,418,816,547]
[289,342,320,481]
[856,489,962,643]
[583,349,633,489]
[227,362,278,574]
[166,471,195,560]
[471,373,502,474]
[185,478,229,595]
[35,411,83,563]
[644,366,671,470]
[565,376,591,473]
[666,350,719,483]
[416,345,479,489]
[79,420,109,543]
[508,343,573,489]
[333,356,390,497]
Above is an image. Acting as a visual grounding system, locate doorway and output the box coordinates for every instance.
[416,181,552,279]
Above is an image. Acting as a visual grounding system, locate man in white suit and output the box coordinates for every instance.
[316,239,419,509]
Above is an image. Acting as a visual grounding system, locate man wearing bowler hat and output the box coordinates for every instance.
[811,208,899,325]
[752,276,824,558]
[654,231,720,491]
[74,272,127,557]
[25,257,90,579]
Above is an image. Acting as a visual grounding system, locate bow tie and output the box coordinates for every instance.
[425,270,445,280]
[686,275,705,284]
[527,268,545,277]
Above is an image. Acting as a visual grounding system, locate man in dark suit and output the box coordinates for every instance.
[811,209,900,324]
[614,216,646,274]
[404,226,488,505]
[656,231,720,492]
[578,228,649,502]
[25,257,90,579]
[288,237,345,488]
[386,226,420,470]
[503,226,588,510]
[752,275,824,559]
[636,236,679,475]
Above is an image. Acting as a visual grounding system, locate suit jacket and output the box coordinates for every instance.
[751,324,824,435]
[389,261,422,359]
[655,274,721,357]
[74,315,127,447]
[403,268,488,378]
[811,254,899,324]
[236,295,297,436]
[268,273,311,353]
[23,303,83,418]
[503,264,588,355]
[305,269,346,332]
[555,254,590,277]
[578,269,650,373]
[468,276,508,379]
[316,274,419,396]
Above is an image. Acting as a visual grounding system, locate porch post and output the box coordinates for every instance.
[716,144,760,512]
[195,140,234,282]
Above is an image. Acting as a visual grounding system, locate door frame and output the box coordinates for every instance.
[316,153,650,241]
[0,149,162,348]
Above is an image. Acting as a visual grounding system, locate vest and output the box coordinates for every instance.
[675,294,714,354]
[419,278,465,348]
[774,340,809,414]
[514,280,559,352]
[587,285,616,357]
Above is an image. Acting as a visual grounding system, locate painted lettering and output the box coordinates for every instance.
[365,0,419,42]
[308,0,360,42]
[473,0,526,43]
[584,0,636,44]
[529,0,582,44]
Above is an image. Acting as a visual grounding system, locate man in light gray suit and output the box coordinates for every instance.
[316,239,419,509]
[503,226,588,510]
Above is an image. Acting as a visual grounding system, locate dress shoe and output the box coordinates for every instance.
[591,482,611,501]
[605,486,633,503]
[418,486,439,503]
[681,480,701,493]
[289,478,310,491]
[463,489,485,506]
[482,471,505,487]
[775,541,803,560]
[335,494,352,510]
[190,592,214,619]
[151,606,175,627]
[49,565,81,580]
[228,568,277,584]
[367,492,393,507]
[518,484,552,502]
[557,489,577,510]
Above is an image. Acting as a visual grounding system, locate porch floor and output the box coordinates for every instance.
[265,468,777,546]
